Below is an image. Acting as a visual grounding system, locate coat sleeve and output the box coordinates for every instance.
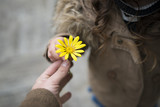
[20,88,60,107]
[44,0,97,62]
[53,0,93,43]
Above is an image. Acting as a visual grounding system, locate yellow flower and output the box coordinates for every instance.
[55,35,86,61]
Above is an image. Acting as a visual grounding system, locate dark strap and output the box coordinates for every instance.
[114,0,160,17]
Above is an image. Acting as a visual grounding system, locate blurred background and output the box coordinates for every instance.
[0,0,96,107]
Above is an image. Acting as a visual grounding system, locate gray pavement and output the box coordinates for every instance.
[0,0,96,107]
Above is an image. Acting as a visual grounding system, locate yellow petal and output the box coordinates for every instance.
[71,53,77,61]
[75,44,86,49]
[65,53,69,60]
[69,35,73,46]
[58,39,66,47]
[55,44,65,49]
[56,49,65,53]
[64,37,68,46]
[74,52,82,57]
[73,41,82,47]
[75,50,84,53]
[59,52,66,57]
[72,36,79,46]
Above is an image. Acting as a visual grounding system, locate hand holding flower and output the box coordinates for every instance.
[47,35,86,62]
[55,35,86,61]
[47,37,65,62]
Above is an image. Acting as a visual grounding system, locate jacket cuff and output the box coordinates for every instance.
[43,33,70,63]
[20,88,60,107]
[55,33,70,38]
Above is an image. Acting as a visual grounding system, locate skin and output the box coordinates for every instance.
[32,60,72,106]
[48,37,65,62]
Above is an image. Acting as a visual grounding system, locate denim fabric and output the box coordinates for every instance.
[88,88,105,107]
[91,95,105,107]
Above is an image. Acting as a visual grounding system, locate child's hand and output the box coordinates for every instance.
[47,37,65,62]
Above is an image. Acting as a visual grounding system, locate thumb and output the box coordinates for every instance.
[49,60,71,84]
[60,92,72,104]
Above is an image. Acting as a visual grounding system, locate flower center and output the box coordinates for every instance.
[66,46,74,53]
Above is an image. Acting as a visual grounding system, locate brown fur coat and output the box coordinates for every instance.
[50,0,160,107]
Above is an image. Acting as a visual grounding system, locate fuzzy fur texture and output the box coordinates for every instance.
[52,0,100,49]
[50,0,160,107]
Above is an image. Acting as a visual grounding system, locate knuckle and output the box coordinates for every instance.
[60,66,69,73]
[48,56,53,61]
[60,67,66,72]
[48,53,52,59]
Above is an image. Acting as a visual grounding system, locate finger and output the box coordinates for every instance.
[60,92,72,104]
[48,37,64,62]
[39,60,62,79]
[48,50,55,62]
[50,60,71,84]
[60,72,73,91]
[48,44,60,61]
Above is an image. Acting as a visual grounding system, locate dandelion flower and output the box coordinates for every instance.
[55,35,86,61]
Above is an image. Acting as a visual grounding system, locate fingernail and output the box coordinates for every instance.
[62,60,69,67]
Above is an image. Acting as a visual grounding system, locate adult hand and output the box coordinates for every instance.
[32,60,72,105]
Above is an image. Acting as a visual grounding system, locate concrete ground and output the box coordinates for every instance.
[0,0,96,107]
